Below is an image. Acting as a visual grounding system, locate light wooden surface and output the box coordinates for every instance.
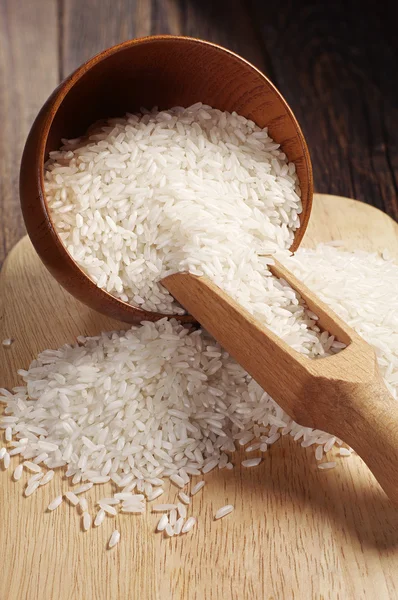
[1,194,398,600]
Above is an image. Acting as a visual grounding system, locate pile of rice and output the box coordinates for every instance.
[44,104,301,317]
[1,104,397,545]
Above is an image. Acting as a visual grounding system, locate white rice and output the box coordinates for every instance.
[245,443,262,453]
[339,448,352,457]
[8,447,24,457]
[202,460,218,474]
[13,464,23,481]
[181,517,197,533]
[152,504,176,512]
[83,512,91,531]
[48,495,63,511]
[315,445,323,461]
[178,491,190,505]
[71,483,91,495]
[108,529,120,548]
[99,503,117,516]
[121,506,144,514]
[98,497,119,506]
[1,243,397,505]
[174,517,184,535]
[3,452,10,469]
[89,475,110,484]
[156,514,168,531]
[177,502,187,519]
[170,474,185,488]
[318,461,337,470]
[241,458,262,468]
[65,491,79,506]
[148,488,164,501]
[23,461,41,473]
[214,505,234,520]
[114,492,133,500]
[45,104,301,314]
[122,494,144,503]
[79,498,88,512]
[24,481,40,497]
[169,508,177,526]
[191,481,205,496]
[27,473,43,486]
[5,254,394,496]
[1,103,397,551]
[40,470,55,485]
[1,246,397,549]
[94,509,105,527]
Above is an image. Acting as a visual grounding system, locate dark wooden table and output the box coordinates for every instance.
[1,0,397,265]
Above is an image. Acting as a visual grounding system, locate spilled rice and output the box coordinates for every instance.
[0,102,397,548]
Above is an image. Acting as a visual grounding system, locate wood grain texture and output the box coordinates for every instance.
[1,195,398,600]
[0,0,58,265]
[248,0,398,220]
[61,0,151,76]
[60,0,268,73]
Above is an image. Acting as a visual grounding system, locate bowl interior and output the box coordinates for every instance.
[37,36,312,323]
[46,37,311,217]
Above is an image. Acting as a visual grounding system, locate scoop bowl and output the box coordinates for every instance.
[20,35,313,324]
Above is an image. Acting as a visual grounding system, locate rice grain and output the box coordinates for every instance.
[48,495,63,511]
[108,530,120,548]
[215,505,234,520]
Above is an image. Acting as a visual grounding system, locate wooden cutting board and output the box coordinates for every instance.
[1,194,398,600]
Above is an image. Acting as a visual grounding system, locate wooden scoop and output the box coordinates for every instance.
[162,261,398,503]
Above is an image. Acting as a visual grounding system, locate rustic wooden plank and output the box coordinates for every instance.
[61,0,264,74]
[61,0,151,75]
[248,0,398,219]
[0,0,58,265]
[152,0,268,73]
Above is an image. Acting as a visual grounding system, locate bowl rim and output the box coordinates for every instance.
[35,34,313,322]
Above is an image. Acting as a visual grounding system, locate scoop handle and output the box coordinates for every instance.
[335,376,398,503]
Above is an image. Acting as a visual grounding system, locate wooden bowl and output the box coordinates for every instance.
[20,35,313,324]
